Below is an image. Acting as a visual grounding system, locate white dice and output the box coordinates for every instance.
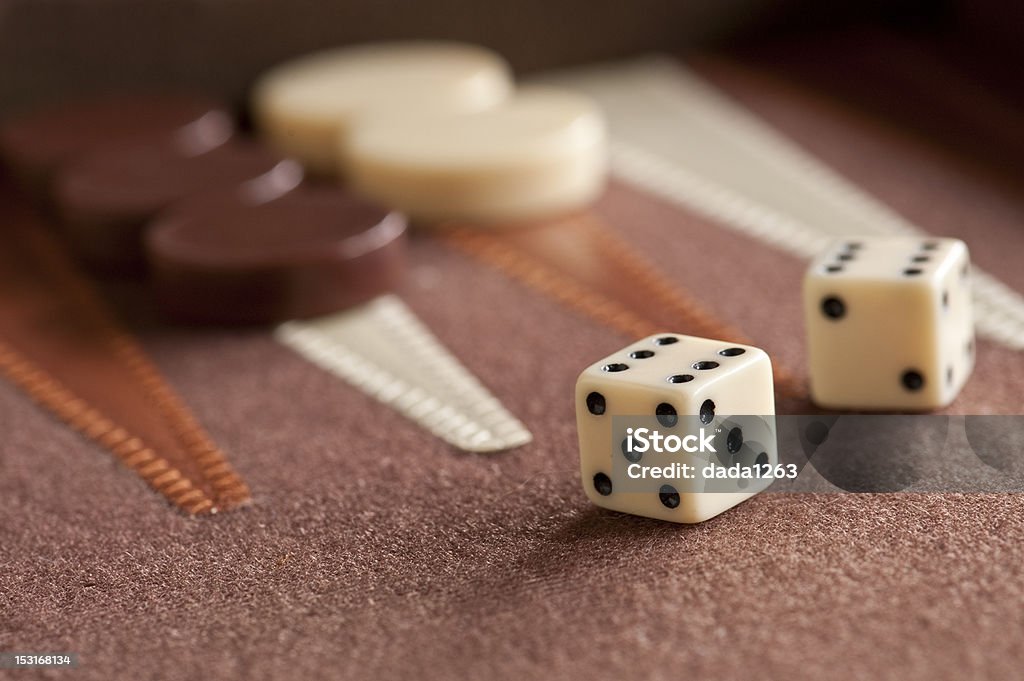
[575,333,777,524]
[803,237,974,410]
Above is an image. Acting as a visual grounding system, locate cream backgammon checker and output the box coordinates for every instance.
[575,333,777,524]
[804,237,974,410]
[252,42,513,175]
[344,87,609,223]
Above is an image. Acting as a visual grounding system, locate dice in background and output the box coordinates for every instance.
[575,333,777,524]
[803,237,974,411]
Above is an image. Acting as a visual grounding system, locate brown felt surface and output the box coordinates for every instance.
[3,41,1024,680]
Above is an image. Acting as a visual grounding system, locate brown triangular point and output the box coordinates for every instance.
[438,212,806,403]
[0,178,250,515]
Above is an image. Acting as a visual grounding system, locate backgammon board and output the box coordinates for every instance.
[2,24,1023,681]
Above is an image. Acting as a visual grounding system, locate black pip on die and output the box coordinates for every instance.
[575,333,778,523]
[803,237,974,410]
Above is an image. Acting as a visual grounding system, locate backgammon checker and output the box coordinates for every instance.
[344,87,609,223]
[54,139,289,270]
[0,93,233,196]
[252,42,513,176]
[146,186,405,324]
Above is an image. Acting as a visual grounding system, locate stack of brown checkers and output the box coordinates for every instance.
[53,139,293,269]
[146,188,407,324]
[0,93,233,194]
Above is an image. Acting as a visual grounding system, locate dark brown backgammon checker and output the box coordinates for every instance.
[54,140,290,270]
[0,93,233,196]
[146,187,407,323]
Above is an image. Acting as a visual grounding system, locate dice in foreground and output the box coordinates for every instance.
[803,237,974,410]
[575,333,777,524]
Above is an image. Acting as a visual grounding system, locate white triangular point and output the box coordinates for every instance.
[536,57,1024,351]
[275,295,532,453]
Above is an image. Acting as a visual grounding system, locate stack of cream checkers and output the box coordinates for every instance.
[253,42,609,223]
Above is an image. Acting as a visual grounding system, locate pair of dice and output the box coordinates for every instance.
[575,236,974,523]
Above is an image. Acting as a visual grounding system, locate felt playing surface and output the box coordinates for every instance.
[3,38,1024,681]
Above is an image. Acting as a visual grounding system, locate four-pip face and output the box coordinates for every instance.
[803,237,974,410]
[575,333,777,524]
